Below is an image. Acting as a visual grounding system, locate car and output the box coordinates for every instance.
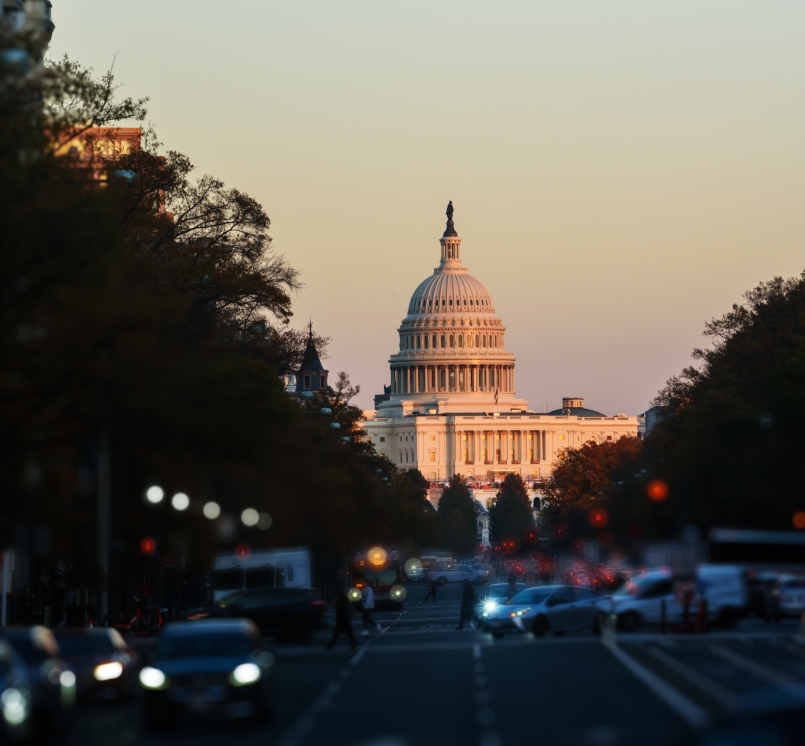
[429,564,485,585]
[139,618,274,729]
[0,640,34,742]
[478,583,528,615]
[480,585,610,638]
[0,627,75,737]
[53,628,137,700]
[772,575,805,617]
[611,565,749,630]
[471,564,492,584]
[190,587,326,641]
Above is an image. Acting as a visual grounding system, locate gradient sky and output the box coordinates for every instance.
[50,1,805,415]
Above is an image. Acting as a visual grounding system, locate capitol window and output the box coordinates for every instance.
[430,435,435,440]
[424,335,429,348]
[380,437,385,442]
[449,335,455,347]
[433,335,438,347]
[458,335,463,348]
[441,335,446,348]
[429,451,436,463]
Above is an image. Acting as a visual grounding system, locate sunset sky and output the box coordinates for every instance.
[51,1,805,415]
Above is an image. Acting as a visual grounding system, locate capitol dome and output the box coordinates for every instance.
[376,203,530,416]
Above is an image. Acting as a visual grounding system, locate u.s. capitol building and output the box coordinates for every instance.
[362,204,639,483]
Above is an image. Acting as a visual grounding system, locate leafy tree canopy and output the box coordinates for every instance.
[489,473,535,545]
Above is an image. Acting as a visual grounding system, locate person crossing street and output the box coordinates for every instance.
[361,582,382,635]
[421,578,438,604]
[456,579,478,630]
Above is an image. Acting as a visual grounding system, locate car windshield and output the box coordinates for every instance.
[158,633,255,659]
[508,589,552,605]
[55,635,116,656]
[488,584,525,599]
[213,568,244,591]
[614,574,668,596]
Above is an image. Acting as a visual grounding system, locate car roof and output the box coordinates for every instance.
[163,619,258,637]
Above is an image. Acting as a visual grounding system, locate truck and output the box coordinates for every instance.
[211,547,312,602]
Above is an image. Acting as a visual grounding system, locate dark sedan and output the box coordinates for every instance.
[139,619,274,729]
[53,628,137,701]
[199,587,326,641]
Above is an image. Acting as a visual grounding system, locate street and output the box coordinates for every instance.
[66,584,805,746]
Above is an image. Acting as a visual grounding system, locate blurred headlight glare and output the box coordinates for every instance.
[139,667,168,690]
[1,688,28,726]
[94,661,124,681]
[59,670,76,688]
[230,663,261,686]
[484,601,498,613]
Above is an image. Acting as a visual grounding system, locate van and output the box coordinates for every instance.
[611,564,749,630]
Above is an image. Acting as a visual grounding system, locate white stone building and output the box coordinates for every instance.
[362,205,639,484]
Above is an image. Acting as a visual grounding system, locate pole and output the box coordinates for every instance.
[97,403,111,623]
[1,550,8,626]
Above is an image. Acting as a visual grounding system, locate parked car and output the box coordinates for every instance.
[480,585,610,638]
[612,565,749,630]
[53,628,137,701]
[472,564,492,584]
[0,627,75,737]
[140,619,274,729]
[0,640,34,742]
[772,575,805,617]
[195,587,326,640]
[429,564,485,585]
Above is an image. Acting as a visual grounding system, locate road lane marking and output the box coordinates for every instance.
[604,643,711,729]
[648,646,737,709]
[708,644,805,698]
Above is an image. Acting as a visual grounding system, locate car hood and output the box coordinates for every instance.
[485,603,540,619]
[154,657,250,677]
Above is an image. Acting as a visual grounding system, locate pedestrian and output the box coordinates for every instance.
[327,590,357,651]
[360,582,382,635]
[506,574,518,601]
[421,578,438,604]
[456,579,478,630]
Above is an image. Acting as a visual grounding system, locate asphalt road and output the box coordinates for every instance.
[67,584,805,746]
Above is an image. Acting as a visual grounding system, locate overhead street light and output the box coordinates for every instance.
[171,492,190,511]
[241,508,259,527]
[203,501,221,520]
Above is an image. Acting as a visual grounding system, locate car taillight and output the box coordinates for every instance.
[311,600,327,606]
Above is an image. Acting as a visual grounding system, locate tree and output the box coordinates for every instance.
[645,272,805,531]
[488,473,535,547]
[543,438,642,516]
[437,474,477,557]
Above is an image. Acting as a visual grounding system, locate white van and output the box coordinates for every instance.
[612,565,748,630]
[212,547,312,601]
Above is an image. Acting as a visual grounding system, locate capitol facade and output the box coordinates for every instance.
[362,205,639,483]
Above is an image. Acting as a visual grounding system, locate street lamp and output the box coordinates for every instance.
[241,508,259,527]
[203,501,221,519]
[171,492,190,511]
[145,486,164,505]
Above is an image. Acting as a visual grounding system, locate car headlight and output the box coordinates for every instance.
[484,600,498,613]
[139,667,168,690]
[94,661,124,681]
[1,688,29,727]
[348,588,363,601]
[230,662,261,686]
[59,670,76,688]
[390,585,406,599]
[510,607,531,617]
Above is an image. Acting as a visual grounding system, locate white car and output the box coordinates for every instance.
[429,564,484,585]
[480,585,610,638]
[774,575,805,616]
[612,565,748,630]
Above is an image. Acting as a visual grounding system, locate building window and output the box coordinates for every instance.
[380,437,385,442]
[449,335,455,348]
[304,375,311,389]
[607,436,612,441]
[559,434,565,440]
[440,335,446,348]
[486,498,493,510]
[405,452,409,463]
[424,335,429,349]
[416,335,421,349]
[482,335,486,347]
[458,335,463,348]
[430,435,435,441]
[429,451,436,463]
[430,471,437,479]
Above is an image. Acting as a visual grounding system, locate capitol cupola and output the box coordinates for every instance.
[377,203,530,416]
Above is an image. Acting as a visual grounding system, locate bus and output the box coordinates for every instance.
[212,547,312,602]
[349,550,405,610]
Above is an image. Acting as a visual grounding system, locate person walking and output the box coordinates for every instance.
[456,579,478,630]
[327,590,357,651]
[421,578,438,604]
[506,573,518,601]
[361,583,382,635]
